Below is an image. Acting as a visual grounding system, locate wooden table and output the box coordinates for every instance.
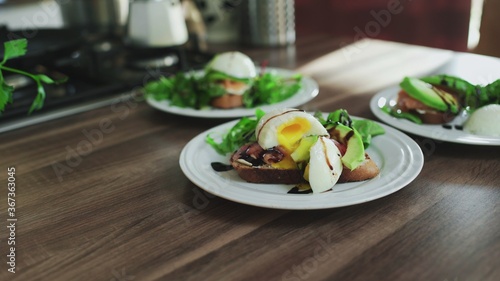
[1,34,499,281]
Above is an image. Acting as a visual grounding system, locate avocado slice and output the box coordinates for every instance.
[400,77,459,114]
[291,135,319,163]
[204,69,254,84]
[329,124,365,170]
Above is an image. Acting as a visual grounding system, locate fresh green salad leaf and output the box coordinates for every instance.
[351,119,386,148]
[206,108,265,155]
[242,73,302,108]
[380,105,423,124]
[145,72,226,109]
[207,108,384,155]
[1,38,65,114]
[144,70,302,109]
[315,109,385,148]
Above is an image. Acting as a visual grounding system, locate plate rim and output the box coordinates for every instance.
[145,67,319,118]
[179,114,425,210]
[370,86,500,146]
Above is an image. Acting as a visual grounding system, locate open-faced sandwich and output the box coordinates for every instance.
[207,108,385,193]
[144,51,303,110]
[393,77,460,124]
[385,75,499,125]
[204,51,257,109]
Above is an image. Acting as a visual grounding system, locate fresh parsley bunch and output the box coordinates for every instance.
[0,38,63,114]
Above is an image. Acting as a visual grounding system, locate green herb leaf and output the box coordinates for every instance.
[145,72,225,109]
[381,105,423,124]
[206,108,265,155]
[243,73,302,108]
[0,38,63,114]
[2,39,28,64]
[351,119,385,148]
[145,69,302,110]
[28,82,47,114]
[0,80,14,111]
[36,74,56,84]
[315,109,385,148]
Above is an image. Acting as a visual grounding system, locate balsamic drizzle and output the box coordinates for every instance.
[441,124,464,131]
[211,162,233,172]
[288,186,313,194]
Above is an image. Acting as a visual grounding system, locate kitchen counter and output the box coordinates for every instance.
[1,34,499,281]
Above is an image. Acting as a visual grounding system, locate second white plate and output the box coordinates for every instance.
[370,86,500,146]
[146,67,319,118]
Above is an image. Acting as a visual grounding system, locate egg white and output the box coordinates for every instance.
[308,137,343,193]
[256,108,329,151]
[208,51,257,80]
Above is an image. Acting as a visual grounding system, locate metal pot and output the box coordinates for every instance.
[58,0,129,36]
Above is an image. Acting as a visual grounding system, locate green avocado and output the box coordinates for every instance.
[291,135,319,163]
[400,77,459,114]
[329,124,365,170]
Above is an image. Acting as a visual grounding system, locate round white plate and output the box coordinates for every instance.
[179,116,424,210]
[370,86,500,146]
[146,67,319,118]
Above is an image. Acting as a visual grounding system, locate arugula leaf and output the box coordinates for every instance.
[206,108,265,155]
[243,73,302,108]
[380,105,423,124]
[351,119,385,148]
[145,72,225,109]
[315,109,385,148]
[144,70,302,110]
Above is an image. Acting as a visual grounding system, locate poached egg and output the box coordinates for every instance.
[255,108,343,193]
[464,104,500,137]
[307,137,343,193]
[206,51,257,95]
[256,108,328,151]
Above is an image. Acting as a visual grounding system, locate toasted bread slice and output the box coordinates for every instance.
[339,154,379,182]
[230,144,304,184]
[397,90,457,124]
[211,94,243,109]
[230,143,379,184]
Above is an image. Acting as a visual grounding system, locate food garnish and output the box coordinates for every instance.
[206,108,265,155]
[144,51,302,110]
[1,39,65,114]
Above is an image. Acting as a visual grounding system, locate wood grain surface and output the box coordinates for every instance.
[1,34,499,281]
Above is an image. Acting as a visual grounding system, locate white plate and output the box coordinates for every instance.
[370,86,500,146]
[179,116,424,210]
[146,67,319,118]
[370,52,500,145]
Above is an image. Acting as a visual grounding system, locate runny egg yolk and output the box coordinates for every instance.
[277,117,312,152]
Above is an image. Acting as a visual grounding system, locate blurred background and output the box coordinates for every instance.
[0,0,498,130]
[0,0,498,55]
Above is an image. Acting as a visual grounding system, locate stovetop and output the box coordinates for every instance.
[0,31,213,133]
